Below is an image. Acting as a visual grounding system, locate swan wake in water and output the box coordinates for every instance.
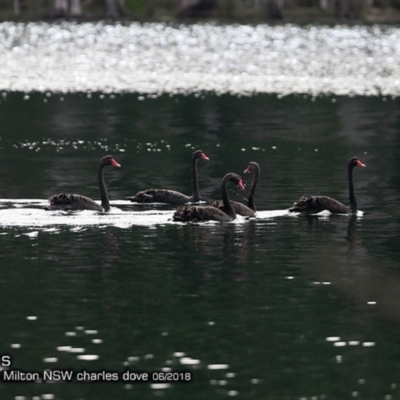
[0,199,292,228]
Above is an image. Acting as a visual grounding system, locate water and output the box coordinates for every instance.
[1,22,400,96]
[1,22,400,400]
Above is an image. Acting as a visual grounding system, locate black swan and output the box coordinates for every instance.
[211,161,259,217]
[173,173,245,223]
[289,157,365,214]
[45,155,121,212]
[127,150,209,205]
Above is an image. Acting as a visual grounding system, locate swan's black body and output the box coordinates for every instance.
[211,161,259,217]
[46,155,121,212]
[289,157,365,214]
[173,173,245,222]
[127,150,209,205]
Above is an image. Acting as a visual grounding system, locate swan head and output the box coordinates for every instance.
[102,155,121,168]
[244,161,260,174]
[348,157,365,168]
[193,150,209,161]
[224,173,245,190]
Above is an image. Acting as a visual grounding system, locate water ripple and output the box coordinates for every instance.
[1,22,400,96]
[0,200,290,228]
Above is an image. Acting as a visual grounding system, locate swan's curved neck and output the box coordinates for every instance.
[98,162,110,211]
[221,176,236,219]
[348,164,357,213]
[247,167,259,212]
[190,156,200,202]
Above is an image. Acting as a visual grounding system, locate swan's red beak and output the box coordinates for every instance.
[111,159,121,168]
[237,180,245,190]
[244,165,251,173]
[356,160,366,167]
[201,153,209,160]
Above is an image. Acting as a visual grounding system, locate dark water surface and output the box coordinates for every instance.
[1,92,400,400]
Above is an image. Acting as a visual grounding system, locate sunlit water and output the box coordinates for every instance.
[0,199,292,228]
[1,21,400,95]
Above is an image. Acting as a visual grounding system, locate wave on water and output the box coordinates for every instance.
[0,199,292,228]
[0,200,362,230]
